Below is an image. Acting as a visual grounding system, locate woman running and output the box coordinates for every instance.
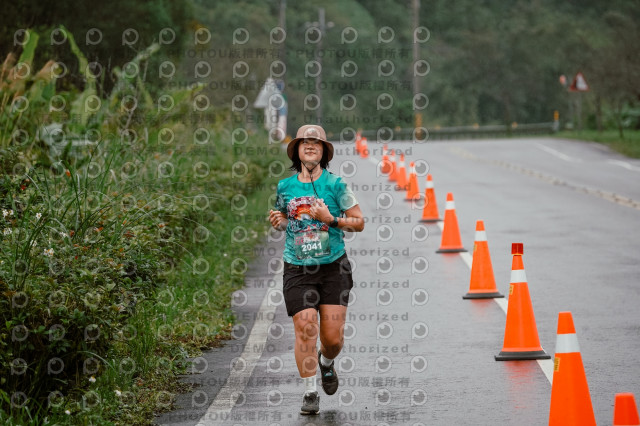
[268,124,365,415]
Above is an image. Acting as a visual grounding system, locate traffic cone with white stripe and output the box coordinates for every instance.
[419,174,441,222]
[614,393,640,426]
[495,243,550,360]
[396,153,407,190]
[404,162,420,201]
[436,193,467,253]
[463,220,504,299]
[549,311,596,426]
[388,150,397,182]
[381,144,392,174]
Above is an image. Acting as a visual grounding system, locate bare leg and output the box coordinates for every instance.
[318,304,347,359]
[292,308,319,377]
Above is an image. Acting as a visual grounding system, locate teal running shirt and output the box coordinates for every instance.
[274,169,358,265]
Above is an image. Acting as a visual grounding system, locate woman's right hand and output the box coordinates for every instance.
[269,209,287,230]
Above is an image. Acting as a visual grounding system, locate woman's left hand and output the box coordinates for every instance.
[310,199,332,223]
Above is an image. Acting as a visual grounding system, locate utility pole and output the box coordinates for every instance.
[277,0,288,139]
[278,0,286,62]
[412,0,422,133]
[305,8,332,125]
[316,7,325,125]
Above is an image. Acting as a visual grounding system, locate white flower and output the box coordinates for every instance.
[60,232,66,238]
[30,240,37,247]
[89,376,96,383]
[65,410,71,415]
[115,390,122,397]
[43,248,54,257]
[35,212,42,220]
[2,209,13,218]
[3,228,12,236]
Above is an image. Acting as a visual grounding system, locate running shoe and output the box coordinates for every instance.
[318,350,339,395]
[300,390,319,415]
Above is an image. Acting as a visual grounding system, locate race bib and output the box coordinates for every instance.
[294,229,331,259]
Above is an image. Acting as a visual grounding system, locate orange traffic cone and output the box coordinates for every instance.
[404,162,420,201]
[436,193,467,253]
[463,220,504,299]
[549,311,596,425]
[396,153,407,190]
[360,137,369,158]
[388,150,397,182]
[355,133,362,155]
[495,243,550,360]
[419,174,441,222]
[614,393,640,426]
[381,144,392,174]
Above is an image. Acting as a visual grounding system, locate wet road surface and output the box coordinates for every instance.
[157,137,640,425]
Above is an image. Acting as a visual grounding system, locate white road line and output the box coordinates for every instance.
[493,298,508,314]
[450,146,640,210]
[536,143,581,162]
[369,149,555,384]
[537,358,554,384]
[435,221,554,385]
[197,282,279,425]
[459,251,473,269]
[607,159,640,172]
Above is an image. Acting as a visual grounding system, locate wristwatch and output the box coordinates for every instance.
[329,216,339,228]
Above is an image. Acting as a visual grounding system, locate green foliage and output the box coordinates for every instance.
[1,0,192,94]
[555,129,640,158]
[3,0,638,133]
[212,0,640,131]
[0,25,285,423]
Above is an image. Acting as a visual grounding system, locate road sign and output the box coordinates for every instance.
[569,72,589,92]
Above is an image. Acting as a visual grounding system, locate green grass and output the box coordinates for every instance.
[1,127,288,424]
[1,26,290,425]
[553,129,640,158]
[85,176,280,426]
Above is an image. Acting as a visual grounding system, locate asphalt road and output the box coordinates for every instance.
[156,137,640,426]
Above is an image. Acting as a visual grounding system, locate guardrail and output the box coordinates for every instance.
[360,121,559,141]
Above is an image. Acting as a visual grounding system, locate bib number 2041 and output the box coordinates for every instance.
[294,230,331,259]
[301,241,322,252]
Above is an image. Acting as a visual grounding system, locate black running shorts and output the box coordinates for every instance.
[282,252,354,317]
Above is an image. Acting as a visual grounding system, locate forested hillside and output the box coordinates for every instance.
[2,0,638,133]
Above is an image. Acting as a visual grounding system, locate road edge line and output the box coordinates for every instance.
[196,278,280,425]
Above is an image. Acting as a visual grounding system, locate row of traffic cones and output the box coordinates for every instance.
[359,138,419,204]
[443,199,635,424]
[380,144,443,222]
[373,141,639,425]
[460,215,638,424]
[380,144,419,196]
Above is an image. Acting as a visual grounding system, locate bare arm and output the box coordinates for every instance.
[338,204,364,232]
[309,200,364,232]
[268,209,288,231]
